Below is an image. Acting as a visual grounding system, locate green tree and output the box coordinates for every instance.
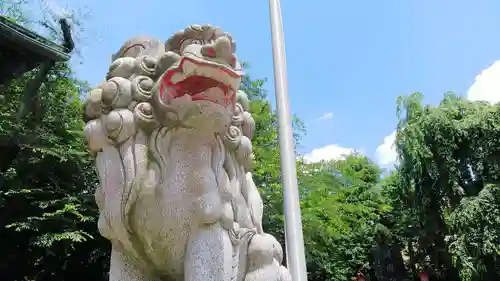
[299,154,390,281]
[446,184,500,281]
[389,92,500,280]
[380,169,419,277]
[0,60,308,280]
[1,2,109,280]
[0,62,109,280]
[240,74,305,246]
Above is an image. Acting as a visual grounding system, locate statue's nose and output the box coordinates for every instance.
[201,36,236,67]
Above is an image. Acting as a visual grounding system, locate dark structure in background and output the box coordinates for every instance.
[0,15,74,116]
[370,219,412,281]
[0,15,74,188]
[0,16,72,85]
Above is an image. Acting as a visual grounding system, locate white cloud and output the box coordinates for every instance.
[372,61,500,167]
[467,60,500,103]
[302,144,355,163]
[317,112,333,120]
[375,130,398,165]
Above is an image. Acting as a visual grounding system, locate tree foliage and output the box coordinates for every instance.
[299,155,391,281]
[386,92,500,281]
[3,4,500,281]
[0,62,110,280]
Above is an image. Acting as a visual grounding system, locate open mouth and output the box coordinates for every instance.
[160,57,241,107]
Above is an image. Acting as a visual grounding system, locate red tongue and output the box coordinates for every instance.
[174,76,223,95]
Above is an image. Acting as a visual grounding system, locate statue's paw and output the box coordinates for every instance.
[245,264,285,281]
[248,233,284,264]
[247,233,284,266]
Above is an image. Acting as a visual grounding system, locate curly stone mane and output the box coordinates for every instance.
[82,25,291,281]
[165,24,237,54]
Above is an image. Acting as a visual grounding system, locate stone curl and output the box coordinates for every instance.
[134,102,158,133]
[223,125,243,150]
[131,76,155,102]
[101,77,133,109]
[222,89,255,170]
[82,32,291,281]
[102,109,136,144]
[165,24,237,54]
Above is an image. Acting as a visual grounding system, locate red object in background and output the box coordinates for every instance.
[356,272,366,281]
[420,272,429,281]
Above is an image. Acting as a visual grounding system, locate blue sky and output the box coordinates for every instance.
[19,0,500,167]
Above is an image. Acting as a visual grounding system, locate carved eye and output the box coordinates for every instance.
[180,39,204,53]
[190,39,203,45]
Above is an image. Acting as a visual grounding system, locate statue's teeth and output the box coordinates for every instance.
[231,78,241,92]
[181,94,192,102]
[198,66,216,81]
[170,73,183,84]
[206,87,224,103]
[182,61,196,75]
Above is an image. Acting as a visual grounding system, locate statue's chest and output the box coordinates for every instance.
[161,134,221,193]
[130,136,224,275]
[131,180,197,273]
[134,135,220,222]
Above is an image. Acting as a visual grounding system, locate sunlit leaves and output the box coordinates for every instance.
[389,92,500,280]
[299,155,390,280]
[0,61,102,280]
[446,185,500,281]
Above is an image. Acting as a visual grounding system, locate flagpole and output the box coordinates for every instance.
[268,1,307,280]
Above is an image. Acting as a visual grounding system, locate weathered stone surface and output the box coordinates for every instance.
[83,24,291,281]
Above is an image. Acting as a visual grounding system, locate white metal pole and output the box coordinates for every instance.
[268,1,308,280]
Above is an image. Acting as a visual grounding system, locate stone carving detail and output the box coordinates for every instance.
[83,24,291,281]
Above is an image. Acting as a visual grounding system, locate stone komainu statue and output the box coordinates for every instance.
[83,24,292,281]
